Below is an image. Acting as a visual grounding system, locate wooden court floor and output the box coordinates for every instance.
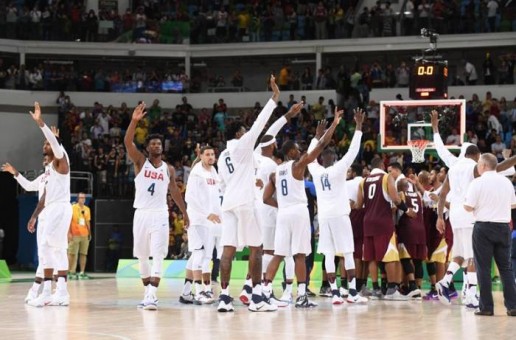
[0,274,514,340]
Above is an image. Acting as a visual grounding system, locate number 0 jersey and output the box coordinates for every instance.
[276,160,307,208]
[134,159,170,210]
[361,168,394,236]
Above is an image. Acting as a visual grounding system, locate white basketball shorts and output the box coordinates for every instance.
[317,215,354,255]
[39,202,73,250]
[221,204,261,249]
[274,204,312,257]
[133,209,169,259]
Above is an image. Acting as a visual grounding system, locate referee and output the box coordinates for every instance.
[464,153,516,316]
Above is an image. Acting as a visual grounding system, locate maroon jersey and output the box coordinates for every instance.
[362,172,395,236]
[398,191,426,245]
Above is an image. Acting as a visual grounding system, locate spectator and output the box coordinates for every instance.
[396,61,410,87]
[68,193,91,280]
[312,96,326,121]
[486,0,499,32]
[404,0,415,35]
[483,53,495,85]
[231,69,243,87]
[464,59,478,85]
[491,135,505,161]
[314,1,328,39]
[445,128,461,145]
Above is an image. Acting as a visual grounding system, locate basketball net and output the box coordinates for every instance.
[407,140,429,163]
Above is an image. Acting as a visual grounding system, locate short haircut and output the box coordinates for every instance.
[350,163,363,177]
[200,145,214,153]
[465,145,480,157]
[226,121,244,140]
[371,157,383,169]
[145,134,163,146]
[388,162,402,171]
[260,134,274,144]
[322,148,336,157]
[281,140,297,156]
[480,153,497,170]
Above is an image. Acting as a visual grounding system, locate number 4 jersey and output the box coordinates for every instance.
[134,159,170,210]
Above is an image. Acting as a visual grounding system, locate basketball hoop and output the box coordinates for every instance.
[408,140,429,163]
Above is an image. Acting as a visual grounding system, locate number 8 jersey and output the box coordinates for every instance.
[276,160,307,208]
[134,159,170,210]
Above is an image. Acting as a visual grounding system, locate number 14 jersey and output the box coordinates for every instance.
[134,159,170,210]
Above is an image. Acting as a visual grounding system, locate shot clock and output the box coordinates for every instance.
[409,61,448,100]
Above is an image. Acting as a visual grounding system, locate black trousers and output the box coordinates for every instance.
[473,222,516,312]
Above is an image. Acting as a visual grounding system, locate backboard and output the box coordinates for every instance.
[378,99,466,152]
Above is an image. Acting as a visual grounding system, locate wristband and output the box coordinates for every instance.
[396,201,408,212]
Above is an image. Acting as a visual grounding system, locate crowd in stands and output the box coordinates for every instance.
[0,1,514,44]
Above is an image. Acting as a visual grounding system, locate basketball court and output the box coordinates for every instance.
[0,274,513,339]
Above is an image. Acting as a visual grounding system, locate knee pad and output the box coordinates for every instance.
[185,256,194,271]
[191,249,204,271]
[400,258,415,275]
[262,254,273,275]
[284,256,295,280]
[426,262,436,276]
[53,249,68,271]
[151,257,163,278]
[413,260,423,280]
[324,253,336,274]
[138,258,151,278]
[344,253,355,271]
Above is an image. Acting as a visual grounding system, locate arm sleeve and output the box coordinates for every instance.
[239,98,277,149]
[184,175,206,215]
[498,167,516,177]
[40,124,64,159]
[307,137,318,153]
[265,116,287,137]
[433,133,457,168]
[333,131,363,174]
[15,173,41,192]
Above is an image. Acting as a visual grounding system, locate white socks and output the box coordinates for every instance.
[298,283,306,296]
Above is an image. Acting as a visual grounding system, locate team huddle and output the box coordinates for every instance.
[4,76,516,313]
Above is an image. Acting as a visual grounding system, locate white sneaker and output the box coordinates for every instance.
[217,295,234,312]
[339,287,349,298]
[143,294,158,310]
[239,286,252,306]
[464,293,479,309]
[384,290,409,301]
[27,292,52,307]
[194,292,215,305]
[332,295,344,305]
[25,288,39,304]
[49,292,70,307]
[248,300,278,312]
[280,291,293,304]
[407,289,422,299]
[347,293,368,303]
[269,295,289,307]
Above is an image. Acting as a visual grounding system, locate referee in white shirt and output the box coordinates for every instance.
[464,153,516,316]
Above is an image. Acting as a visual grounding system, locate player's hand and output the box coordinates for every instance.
[195,143,201,158]
[332,107,343,126]
[436,217,445,234]
[429,193,438,202]
[502,149,512,160]
[50,126,60,138]
[183,213,190,230]
[406,208,417,218]
[285,102,303,120]
[29,102,43,125]
[131,103,146,122]
[269,75,280,102]
[353,108,366,128]
[407,174,417,185]
[207,214,221,224]
[430,110,439,133]
[1,162,18,176]
[315,120,326,139]
[27,217,37,233]
[255,178,264,189]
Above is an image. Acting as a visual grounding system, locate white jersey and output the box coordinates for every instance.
[308,131,362,218]
[185,162,223,226]
[255,155,278,203]
[346,176,363,205]
[134,159,170,210]
[45,147,70,206]
[276,160,307,208]
[16,166,49,199]
[447,157,476,205]
[218,98,277,211]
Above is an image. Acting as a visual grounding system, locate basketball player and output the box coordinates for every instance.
[183,145,222,305]
[354,157,416,300]
[346,163,370,296]
[308,108,367,304]
[252,109,300,306]
[216,75,286,313]
[2,155,50,302]
[432,111,516,307]
[262,111,342,308]
[396,178,425,299]
[124,102,189,310]
[25,102,72,307]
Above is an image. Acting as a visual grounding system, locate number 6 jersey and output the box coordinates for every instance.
[133,159,170,210]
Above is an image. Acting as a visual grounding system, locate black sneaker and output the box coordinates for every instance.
[306,288,316,297]
[295,294,318,308]
[319,286,332,297]
[179,293,195,304]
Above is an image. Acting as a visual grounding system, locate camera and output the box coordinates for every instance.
[421,28,439,50]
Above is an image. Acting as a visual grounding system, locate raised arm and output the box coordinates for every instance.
[2,163,40,192]
[436,176,450,234]
[239,75,281,149]
[167,165,189,228]
[123,103,146,174]
[263,173,278,208]
[333,108,365,173]
[30,102,69,174]
[292,109,342,179]
[431,110,458,168]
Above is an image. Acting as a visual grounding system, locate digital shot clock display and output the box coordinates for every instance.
[409,61,448,100]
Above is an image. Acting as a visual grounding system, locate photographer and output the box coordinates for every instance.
[68,193,92,280]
